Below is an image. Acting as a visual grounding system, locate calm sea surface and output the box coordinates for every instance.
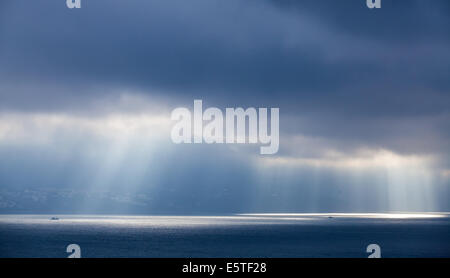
[0,214,449,258]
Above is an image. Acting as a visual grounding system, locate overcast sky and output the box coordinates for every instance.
[0,0,449,214]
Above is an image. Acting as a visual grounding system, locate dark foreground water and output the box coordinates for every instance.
[0,214,449,258]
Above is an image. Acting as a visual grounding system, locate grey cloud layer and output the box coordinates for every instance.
[1,0,449,111]
[0,0,448,154]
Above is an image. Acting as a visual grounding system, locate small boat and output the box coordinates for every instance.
[50,217,59,220]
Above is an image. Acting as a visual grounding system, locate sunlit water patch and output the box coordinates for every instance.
[0,214,449,257]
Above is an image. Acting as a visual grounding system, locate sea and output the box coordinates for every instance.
[0,213,449,258]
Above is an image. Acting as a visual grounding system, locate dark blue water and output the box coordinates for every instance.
[0,214,449,258]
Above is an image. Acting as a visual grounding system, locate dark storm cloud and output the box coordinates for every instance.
[1,0,365,98]
[0,0,449,116]
[0,0,448,154]
[272,0,450,43]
